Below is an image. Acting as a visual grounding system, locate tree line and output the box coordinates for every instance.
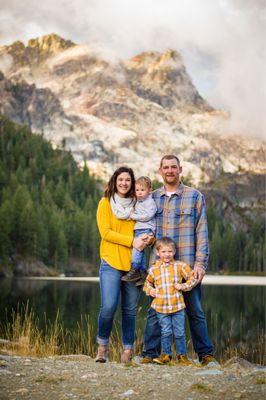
[0,116,264,274]
[0,116,101,271]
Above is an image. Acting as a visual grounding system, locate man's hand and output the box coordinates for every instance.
[132,236,147,251]
[193,266,206,283]
[150,288,156,297]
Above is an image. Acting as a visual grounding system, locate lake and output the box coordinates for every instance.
[0,277,265,363]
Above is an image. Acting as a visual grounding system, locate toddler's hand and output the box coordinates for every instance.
[174,283,183,291]
[150,288,156,297]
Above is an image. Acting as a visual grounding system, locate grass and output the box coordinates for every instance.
[191,383,212,392]
[0,303,265,365]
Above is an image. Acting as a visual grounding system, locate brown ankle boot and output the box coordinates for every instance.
[121,268,140,282]
[95,345,108,363]
[121,349,133,363]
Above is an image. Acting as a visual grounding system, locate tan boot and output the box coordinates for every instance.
[121,349,133,363]
[177,354,193,366]
[153,354,171,365]
[95,345,108,363]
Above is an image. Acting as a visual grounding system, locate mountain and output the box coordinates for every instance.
[0,34,265,229]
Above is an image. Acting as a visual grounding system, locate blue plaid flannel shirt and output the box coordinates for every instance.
[151,183,209,270]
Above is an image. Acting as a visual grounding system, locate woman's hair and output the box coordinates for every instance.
[104,166,136,200]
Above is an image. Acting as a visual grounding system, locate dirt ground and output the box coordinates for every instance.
[0,354,265,400]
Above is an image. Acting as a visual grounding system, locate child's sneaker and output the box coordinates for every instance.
[153,354,171,365]
[135,271,147,286]
[121,268,140,282]
[177,354,193,366]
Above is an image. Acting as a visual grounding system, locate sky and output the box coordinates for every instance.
[0,0,265,137]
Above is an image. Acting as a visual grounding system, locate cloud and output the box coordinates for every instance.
[0,0,265,137]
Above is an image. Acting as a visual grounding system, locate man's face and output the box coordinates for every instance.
[159,158,182,185]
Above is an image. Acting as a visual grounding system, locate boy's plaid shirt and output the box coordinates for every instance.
[151,183,209,270]
[143,259,197,314]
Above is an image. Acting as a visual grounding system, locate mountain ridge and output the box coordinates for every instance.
[0,34,264,194]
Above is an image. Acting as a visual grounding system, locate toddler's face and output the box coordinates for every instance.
[156,245,175,263]
[135,184,150,200]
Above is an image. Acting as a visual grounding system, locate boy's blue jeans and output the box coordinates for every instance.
[132,228,153,271]
[97,260,141,349]
[142,284,213,358]
[156,309,186,356]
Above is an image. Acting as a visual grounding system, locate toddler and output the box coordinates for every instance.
[110,176,156,285]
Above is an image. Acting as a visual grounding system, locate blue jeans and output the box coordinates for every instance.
[156,310,186,356]
[132,228,153,271]
[142,284,213,359]
[97,260,141,349]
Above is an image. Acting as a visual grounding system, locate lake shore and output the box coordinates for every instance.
[23,275,266,286]
[0,354,265,400]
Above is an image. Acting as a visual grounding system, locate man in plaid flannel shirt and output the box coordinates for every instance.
[141,155,217,367]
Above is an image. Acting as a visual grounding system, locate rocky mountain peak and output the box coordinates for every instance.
[0,34,75,68]
[27,33,75,53]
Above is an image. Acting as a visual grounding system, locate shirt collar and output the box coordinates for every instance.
[157,259,174,268]
[158,182,184,197]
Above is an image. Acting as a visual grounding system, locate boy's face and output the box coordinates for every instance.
[135,183,150,200]
[156,245,176,263]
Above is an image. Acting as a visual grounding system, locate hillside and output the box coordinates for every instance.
[0,34,264,184]
[0,116,101,277]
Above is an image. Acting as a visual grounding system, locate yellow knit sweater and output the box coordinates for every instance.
[96,197,135,271]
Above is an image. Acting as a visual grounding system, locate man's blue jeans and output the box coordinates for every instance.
[156,310,186,356]
[142,284,213,358]
[97,260,141,349]
[132,228,153,271]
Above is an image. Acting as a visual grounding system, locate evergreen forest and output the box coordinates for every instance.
[0,116,101,273]
[0,116,264,275]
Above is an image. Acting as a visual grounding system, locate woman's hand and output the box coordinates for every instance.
[144,234,155,246]
[150,288,156,297]
[132,236,147,251]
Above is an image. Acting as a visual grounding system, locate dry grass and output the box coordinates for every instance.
[0,304,265,365]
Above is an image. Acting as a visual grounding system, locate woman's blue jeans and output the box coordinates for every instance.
[156,310,186,356]
[97,260,141,349]
[142,284,213,359]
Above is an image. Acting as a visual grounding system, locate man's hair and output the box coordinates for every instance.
[160,155,180,168]
[155,237,176,252]
[136,176,152,189]
[104,166,136,200]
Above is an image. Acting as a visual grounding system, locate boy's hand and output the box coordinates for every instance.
[174,283,183,291]
[150,288,156,297]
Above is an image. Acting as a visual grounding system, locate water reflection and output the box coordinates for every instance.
[0,278,265,361]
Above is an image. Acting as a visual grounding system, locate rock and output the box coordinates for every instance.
[120,389,135,397]
[0,369,11,374]
[195,369,224,376]
[15,388,29,394]
[223,357,257,370]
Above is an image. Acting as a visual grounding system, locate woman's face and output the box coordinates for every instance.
[116,172,132,197]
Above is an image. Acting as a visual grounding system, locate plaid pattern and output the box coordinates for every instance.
[152,183,209,270]
[143,259,197,314]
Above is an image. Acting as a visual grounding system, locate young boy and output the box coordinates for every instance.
[110,176,157,286]
[143,237,197,365]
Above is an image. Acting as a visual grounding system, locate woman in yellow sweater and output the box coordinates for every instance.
[96,166,149,363]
